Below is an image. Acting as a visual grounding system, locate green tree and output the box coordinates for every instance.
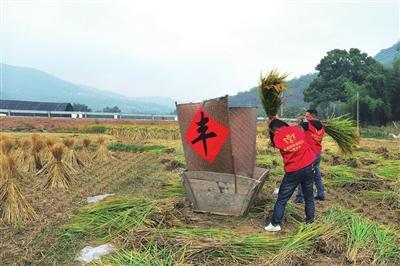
[102,106,121,113]
[304,48,391,125]
[72,103,92,112]
[385,59,400,121]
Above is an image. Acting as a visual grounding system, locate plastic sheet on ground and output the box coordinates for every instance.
[87,193,115,204]
[76,244,115,264]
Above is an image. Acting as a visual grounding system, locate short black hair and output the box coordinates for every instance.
[268,119,289,147]
[306,109,318,117]
[269,119,289,131]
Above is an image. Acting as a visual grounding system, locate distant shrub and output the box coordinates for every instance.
[81,125,108,134]
[360,124,400,139]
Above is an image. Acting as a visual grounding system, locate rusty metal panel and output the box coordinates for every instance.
[229,107,257,178]
[176,96,235,174]
[182,168,269,216]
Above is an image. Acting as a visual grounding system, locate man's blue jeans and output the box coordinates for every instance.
[296,153,325,200]
[269,164,315,226]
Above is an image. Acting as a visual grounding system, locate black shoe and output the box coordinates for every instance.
[314,195,325,201]
[305,219,314,224]
[294,198,304,204]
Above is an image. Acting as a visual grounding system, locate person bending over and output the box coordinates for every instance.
[295,109,326,203]
[265,118,316,232]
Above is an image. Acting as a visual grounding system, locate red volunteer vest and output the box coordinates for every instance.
[274,126,316,173]
[305,122,325,154]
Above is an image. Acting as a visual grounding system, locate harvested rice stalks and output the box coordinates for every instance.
[259,69,289,119]
[323,115,359,154]
[92,136,113,162]
[24,134,44,173]
[80,138,93,165]
[15,138,30,166]
[1,138,14,155]
[39,144,75,189]
[63,137,85,169]
[0,155,38,224]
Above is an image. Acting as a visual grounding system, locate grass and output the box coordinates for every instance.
[43,193,400,265]
[64,197,162,240]
[107,143,169,154]
[323,206,400,264]
[359,190,400,209]
[81,125,108,134]
[325,165,383,189]
[376,160,400,181]
[360,125,400,139]
[161,178,186,198]
[101,242,184,266]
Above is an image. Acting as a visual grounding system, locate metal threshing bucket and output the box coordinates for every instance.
[176,95,269,216]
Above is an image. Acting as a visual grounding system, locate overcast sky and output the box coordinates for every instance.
[1,0,399,101]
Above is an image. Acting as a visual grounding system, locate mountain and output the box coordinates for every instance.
[374,42,400,67]
[229,42,399,111]
[0,64,175,114]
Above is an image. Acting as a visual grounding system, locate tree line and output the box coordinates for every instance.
[72,103,121,113]
[304,48,400,126]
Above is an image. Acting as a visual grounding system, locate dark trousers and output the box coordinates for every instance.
[269,164,315,226]
[296,153,325,200]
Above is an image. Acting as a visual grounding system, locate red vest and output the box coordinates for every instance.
[305,122,325,154]
[274,126,316,173]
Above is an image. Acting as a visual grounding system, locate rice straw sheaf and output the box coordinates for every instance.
[92,136,113,162]
[1,138,14,155]
[0,155,38,224]
[39,144,75,189]
[63,137,85,169]
[80,137,93,165]
[259,69,289,119]
[323,115,360,154]
[24,134,44,173]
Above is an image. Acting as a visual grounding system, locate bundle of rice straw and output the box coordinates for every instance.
[92,136,113,162]
[80,138,93,165]
[63,137,85,169]
[323,115,360,154]
[1,138,14,155]
[42,136,57,163]
[16,138,30,166]
[39,144,75,189]
[0,155,38,224]
[259,69,289,119]
[25,134,44,173]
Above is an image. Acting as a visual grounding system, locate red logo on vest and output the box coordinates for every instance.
[185,107,230,163]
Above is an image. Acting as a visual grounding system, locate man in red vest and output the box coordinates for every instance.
[295,109,326,203]
[265,118,316,232]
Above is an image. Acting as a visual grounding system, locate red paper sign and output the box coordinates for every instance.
[185,107,230,163]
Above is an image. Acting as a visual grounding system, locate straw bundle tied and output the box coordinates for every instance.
[323,115,360,154]
[25,134,44,173]
[93,136,113,162]
[80,138,93,165]
[38,144,75,189]
[1,139,14,155]
[15,138,30,166]
[63,137,85,169]
[259,69,289,119]
[42,136,57,163]
[0,155,38,224]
